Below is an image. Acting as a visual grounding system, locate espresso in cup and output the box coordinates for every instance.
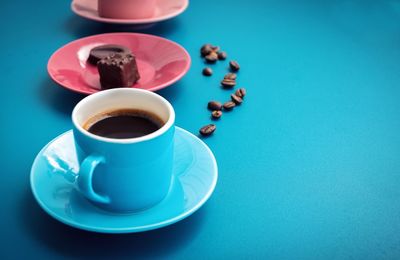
[84,109,164,139]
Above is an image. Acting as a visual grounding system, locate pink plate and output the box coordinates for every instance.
[47,33,191,95]
[71,0,189,24]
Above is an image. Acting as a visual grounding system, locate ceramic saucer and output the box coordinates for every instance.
[30,127,217,233]
[71,0,189,25]
[47,33,191,95]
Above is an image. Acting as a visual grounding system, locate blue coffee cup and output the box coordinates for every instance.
[71,88,175,212]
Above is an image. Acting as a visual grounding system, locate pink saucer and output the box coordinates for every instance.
[71,0,189,24]
[47,33,191,95]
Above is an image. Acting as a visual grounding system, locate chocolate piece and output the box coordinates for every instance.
[88,44,131,65]
[97,53,140,89]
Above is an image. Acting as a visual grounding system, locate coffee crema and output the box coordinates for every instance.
[83,109,164,139]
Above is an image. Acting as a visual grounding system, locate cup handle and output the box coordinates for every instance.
[77,154,110,204]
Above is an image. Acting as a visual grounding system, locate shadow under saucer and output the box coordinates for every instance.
[64,14,183,39]
[19,187,206,258]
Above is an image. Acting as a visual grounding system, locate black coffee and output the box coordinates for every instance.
[84,109,164,139]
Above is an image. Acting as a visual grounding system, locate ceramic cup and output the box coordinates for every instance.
[98,0,156,19]
[71,88,175,212]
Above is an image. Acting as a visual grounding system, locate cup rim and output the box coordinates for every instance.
[72,88,175,144]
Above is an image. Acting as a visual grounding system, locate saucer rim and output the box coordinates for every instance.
[71,0,189,24]
[47,32,191,95]
[30,127,218,233]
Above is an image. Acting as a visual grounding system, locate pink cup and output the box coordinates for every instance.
[98,0,156,19]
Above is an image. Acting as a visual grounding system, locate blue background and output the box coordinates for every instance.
[1,0,400,258]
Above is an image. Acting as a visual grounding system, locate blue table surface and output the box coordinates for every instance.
[1,0,400,259]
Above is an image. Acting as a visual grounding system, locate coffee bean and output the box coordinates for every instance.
[224,73,237,80]
[205,52,218,63]
[235,88,246,98]
[221,78,236,88]
[211,45,220,52]
[223,101,236,110]
[229,60,240,71]
[199,124,216,136]
[211,110,222,119]
[200,44,213,57]
[202,67,213,76]
[208,101,222,111]
[231,94,243,105]
[218,51,227,60]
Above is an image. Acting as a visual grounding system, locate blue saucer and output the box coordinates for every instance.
[30,127,218,233]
